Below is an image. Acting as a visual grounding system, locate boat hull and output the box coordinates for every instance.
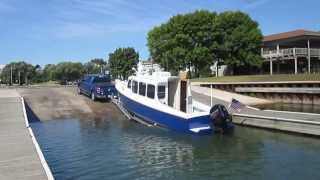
[118,92,213,134]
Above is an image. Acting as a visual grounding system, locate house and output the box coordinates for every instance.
[0,64,6,83]
[261,29,320,74]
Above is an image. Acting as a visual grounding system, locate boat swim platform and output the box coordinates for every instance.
[192,90,320,136]
[0,89,53,180]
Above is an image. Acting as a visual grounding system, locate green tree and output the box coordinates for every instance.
[91,58,106,66]
[84,58,106,74]
[53,62,85,82]
[108,48,139,80]
[148,10,217,77]
[43,64,57,81]
[0,61,36,85]
[32,64,45,83]
[213,11,263,75]
[147,10,263,76]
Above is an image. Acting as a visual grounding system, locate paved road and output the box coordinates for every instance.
[192,91,320,122]
[0,89,47,180]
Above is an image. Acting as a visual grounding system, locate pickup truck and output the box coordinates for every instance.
[77,74,116,101]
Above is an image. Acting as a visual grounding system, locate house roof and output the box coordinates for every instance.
[263,29,320,42]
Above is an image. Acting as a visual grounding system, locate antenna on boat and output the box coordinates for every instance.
[151,58,153,70]
[210,84,213,107]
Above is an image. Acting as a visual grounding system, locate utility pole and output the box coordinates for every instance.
[10,65,12,85]
[216,61,218,77]
[18,71,21,85]
[25,73,28,86]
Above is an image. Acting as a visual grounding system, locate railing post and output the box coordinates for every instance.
[210,84,213,107]
[308,40,311,73]
[294,56,298,74]
[270,59,273,75]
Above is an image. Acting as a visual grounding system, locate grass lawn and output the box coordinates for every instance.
[191,73,320,82]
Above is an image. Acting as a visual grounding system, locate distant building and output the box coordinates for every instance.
[0,64,5,73]
[210,62,227,77]
[0,64,5,83]
[261,29,320,74]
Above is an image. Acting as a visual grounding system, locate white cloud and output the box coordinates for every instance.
[49,0,171,39]
[244,0,272,10]
[53,19,162,39]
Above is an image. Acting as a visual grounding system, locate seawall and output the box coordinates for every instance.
[194,81,320,105]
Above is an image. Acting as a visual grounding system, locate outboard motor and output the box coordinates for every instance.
[209,104,233,133]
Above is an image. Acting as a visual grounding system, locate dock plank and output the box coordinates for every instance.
[0,89,48,180]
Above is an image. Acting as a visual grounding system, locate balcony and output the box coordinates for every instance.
[262,48,320,60]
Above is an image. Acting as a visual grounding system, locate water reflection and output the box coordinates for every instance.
[31,117,320,180]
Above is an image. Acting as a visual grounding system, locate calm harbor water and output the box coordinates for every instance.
[31,116,320,180]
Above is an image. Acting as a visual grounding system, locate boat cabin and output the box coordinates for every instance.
[126,71,191,113]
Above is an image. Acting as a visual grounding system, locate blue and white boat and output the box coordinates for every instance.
[115,62,233,134]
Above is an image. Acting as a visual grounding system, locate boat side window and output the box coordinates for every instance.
[147,84,155,99]
[157,85,166,99]
[139,82,146,96]
[127,80,132,89]
[132,81,138,93]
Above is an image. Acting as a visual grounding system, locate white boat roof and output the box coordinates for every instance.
[129,72,178,84]
[129,62,178,84]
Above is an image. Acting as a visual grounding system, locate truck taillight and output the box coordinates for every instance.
[96,87,101,93]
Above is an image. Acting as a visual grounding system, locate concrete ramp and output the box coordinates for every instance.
[18,87,93,121]
[17,87,121,121]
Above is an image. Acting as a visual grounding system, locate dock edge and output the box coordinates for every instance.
[21,97,55,180]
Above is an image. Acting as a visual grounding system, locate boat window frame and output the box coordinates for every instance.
[147,84,155,99]
[138,82,146,96]
[132,80,138,94]
[127,80,132,89]
[157,85,166,99]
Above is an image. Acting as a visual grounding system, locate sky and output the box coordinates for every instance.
[0,0,320,66]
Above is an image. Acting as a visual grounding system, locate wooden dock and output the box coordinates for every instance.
[192,90,320,136]
[0,89,53,180]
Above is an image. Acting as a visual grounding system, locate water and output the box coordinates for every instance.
[31,116,320,180]
[255,103,320,114]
